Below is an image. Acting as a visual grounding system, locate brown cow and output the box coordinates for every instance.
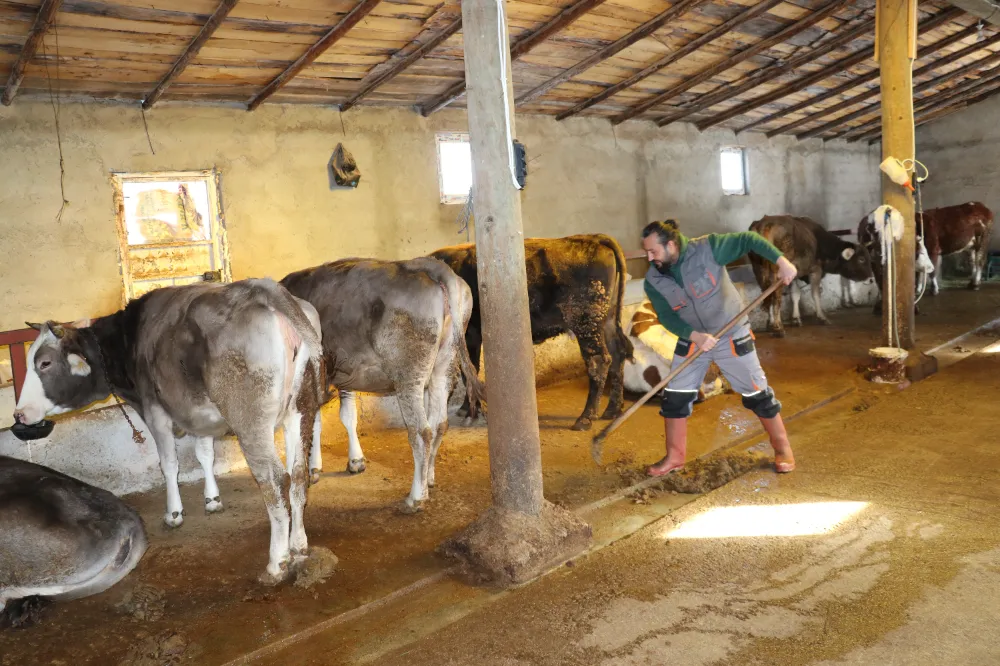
[858,202,994,312]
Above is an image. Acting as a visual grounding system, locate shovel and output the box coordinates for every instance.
[591,281,782,465]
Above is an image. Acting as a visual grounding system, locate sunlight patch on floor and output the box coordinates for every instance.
[664,501,869,539]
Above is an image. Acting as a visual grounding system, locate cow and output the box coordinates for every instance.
[430,234,633,432]
[12,279,325,584]
[856,208,936,315]
[1,455,148,628]
[622,301,727,401]
[858,202,994,312]
[748,215,875,337]
[280,257,485,513]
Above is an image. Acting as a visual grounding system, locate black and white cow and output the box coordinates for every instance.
[1,455,148,627]
[430,234,633,432]
[13,279,325,583]
[749,215,875,337]
[280,257,484,512]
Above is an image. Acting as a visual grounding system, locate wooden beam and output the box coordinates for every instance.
[862,78,1000,143]
[142,0,240,109]
[850,65,1000,141]
[247,0,382,111]
[514,0,707,108]
[876,0,916,350]
[733,7,964,134]
[682,13,876,131]
[803,39,1000,139]
[2,0,64,105]
[554,0,784,121]
[636,0,851,128]
[341,13,462,112]
[420,0,607,116]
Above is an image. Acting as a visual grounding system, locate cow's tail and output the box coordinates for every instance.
[598,235,635,363]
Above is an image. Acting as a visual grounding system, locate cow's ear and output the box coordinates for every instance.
[67,353,91,377]
[841,247,856,261]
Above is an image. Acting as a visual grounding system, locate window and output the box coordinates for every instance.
[111,170,231,302]
[436,132,473,204]
[720,146,748,196]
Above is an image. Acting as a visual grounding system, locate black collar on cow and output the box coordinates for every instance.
[78,325,146,445]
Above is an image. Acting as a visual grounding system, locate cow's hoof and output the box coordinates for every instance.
[969,283,981,291]
[599,407,623,421]
[309,468,322,485]
[818,318,832,326]
[257,562,290,586]
[571,418,593,432]
[428,475,436,489]
[163,511,184,528]
[461,416,474,427]
[205,497,224,514]
[347,458,367,474]
[399,499,424,515]
[772,329,786,339]
[791,318,803,327]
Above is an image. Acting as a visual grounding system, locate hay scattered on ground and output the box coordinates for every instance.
[658,449,771,495]
[293,547,339,589]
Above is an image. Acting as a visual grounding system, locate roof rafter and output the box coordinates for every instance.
[341,8,462,112]
[420,0,608,116]
[639,0,852,127]
[2,0,64,106]
[142,0,241,110]
[247,0,382,111]
[801,37,1000,139]
[555,0,784,121]
[514,0,707,108]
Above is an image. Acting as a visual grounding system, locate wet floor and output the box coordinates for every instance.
[2,284,1000,665]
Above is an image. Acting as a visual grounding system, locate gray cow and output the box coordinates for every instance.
[280,257,485,512]
[12,279,325,583]
[1,455,148,627]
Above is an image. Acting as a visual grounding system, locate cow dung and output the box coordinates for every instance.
[115,584,166,622]
[292,546,339,589]
[117,631,200,666]
[657,449,771,495]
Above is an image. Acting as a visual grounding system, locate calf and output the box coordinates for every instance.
[858,202,994,310]
[1,456,148,628]
[280,257,485,513]
[13,279,325,584]
[749,215,874,337]
[431,234,633,432]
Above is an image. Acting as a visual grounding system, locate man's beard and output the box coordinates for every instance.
[654,254,676,274]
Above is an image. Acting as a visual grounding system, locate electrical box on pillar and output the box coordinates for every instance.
[513,140,527,189]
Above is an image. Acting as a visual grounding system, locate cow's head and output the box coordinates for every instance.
[837,243,875,282]
[13,321,108,426]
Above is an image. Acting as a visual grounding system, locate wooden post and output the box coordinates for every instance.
[440,0,590,587]
[463,0,542,516]
[876,0,917,350]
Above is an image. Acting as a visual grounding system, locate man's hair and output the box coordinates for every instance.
[642,219,680,246]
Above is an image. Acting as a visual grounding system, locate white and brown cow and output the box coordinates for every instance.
[623,302,726,401]
[13,279,325,584]
[280,257,485,513]
[858,202,995,312]
[1,455,148,627]
[749,215,875,337]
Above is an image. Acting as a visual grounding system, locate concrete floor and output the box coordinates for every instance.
[2,284,1000,665]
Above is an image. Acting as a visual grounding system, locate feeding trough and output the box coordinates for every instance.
[11,419,55,441]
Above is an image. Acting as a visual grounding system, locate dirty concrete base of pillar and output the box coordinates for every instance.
[439,501,592,588]
[865,346,909,383]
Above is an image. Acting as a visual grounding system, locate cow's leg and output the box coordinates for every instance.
[282,387,316,563]
[146,404,185,528]
[790,281,803,327]
[600,320,627,421]
[309,411,322,484]
[572,331,612,431]
[235,427,293,582]
[396,385,433,512]
[456,326,482,418]
[931,254,942,295]
[425,369,450,490]
[809,268,830,324]
[769,285,786,338]
[969,247,983,290]
[194,436,223,514]
[339,390,366,474]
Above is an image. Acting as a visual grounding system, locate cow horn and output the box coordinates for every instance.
[50,321,67,338]
[25,322,44,331]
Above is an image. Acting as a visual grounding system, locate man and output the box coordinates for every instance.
[641,219,797,477]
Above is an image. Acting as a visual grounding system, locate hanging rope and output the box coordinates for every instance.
[455,187,474,240]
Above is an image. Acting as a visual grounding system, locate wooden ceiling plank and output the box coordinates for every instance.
[420,0,608,116]
[514,0,709,108]
[555,0,785,121]
[246,0,382,111]
[634,0,854,127]
[141,0,240,109]
[341,8,461,111]
[2,0,64,105]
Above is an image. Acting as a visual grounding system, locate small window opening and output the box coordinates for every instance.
[437,132,473,204]
[720,146,748,196]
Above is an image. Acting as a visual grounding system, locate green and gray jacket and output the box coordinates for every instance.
[644,232,783,342]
